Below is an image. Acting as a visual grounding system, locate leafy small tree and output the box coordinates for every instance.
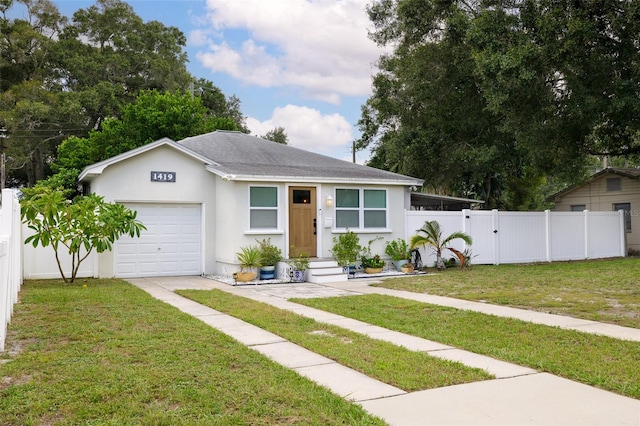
[21,188,146,283]
[330,229,363,267]
[261,126,288,144]
[410,220,472,271]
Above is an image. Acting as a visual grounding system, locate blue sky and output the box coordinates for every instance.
[46,0,388,163]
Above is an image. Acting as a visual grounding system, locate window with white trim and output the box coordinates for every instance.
[249,186,278,229]
[335,188,387,229]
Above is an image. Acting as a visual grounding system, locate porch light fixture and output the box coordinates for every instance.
[325,195,334,207]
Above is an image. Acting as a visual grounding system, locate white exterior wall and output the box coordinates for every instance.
[214,181,287,276]
[320,184,408,259]
[215,182,408,276]
[87,146,217,277]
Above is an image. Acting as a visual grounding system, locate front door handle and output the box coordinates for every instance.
[313,218,317,235]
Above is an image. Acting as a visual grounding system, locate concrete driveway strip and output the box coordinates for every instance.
[325,280,640,342]
[359,373,640,426]
[128,278,406,403]
[130,277,640,425]
[208,281,538,379]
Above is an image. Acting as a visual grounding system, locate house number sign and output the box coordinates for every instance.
[150,171,176,182]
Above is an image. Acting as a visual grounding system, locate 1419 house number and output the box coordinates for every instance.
[150,171,176,182]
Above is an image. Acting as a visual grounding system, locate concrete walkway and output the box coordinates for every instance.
[127,276,640,426]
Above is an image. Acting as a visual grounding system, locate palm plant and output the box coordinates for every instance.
[409,220,472,271]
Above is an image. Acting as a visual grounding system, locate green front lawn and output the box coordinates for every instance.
[0,279,385,425]
[294,293,640,400]
[375,258,640,328]
[178,289,492,392]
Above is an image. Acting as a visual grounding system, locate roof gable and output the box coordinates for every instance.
[548,167,640,201]
[78,138,216,181]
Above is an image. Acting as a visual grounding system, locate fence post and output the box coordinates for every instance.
[461,209,470,235]
[545,210,551,262]
[583,210,590,259]
[618,210,626,257]
[492,209,500,265]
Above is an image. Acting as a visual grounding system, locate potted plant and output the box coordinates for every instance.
[360,236,385,273]
[361,253,385,273]
[235,245,261,282]
[401,261,414,274]
[384,238,411,271]
[257,238,282,280]
[330,229,363,274]
[288,247,310,282]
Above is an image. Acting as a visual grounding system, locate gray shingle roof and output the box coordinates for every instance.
[179,130,423,185]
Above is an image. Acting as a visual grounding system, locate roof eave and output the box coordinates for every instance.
[411,192,485,204]
[204,169,423,186]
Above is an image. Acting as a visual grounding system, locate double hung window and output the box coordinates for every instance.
[250,186,278,229]
[335,188,387,229]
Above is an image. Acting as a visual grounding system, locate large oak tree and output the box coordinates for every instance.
[358,0,640,208]
[1,0,246,187]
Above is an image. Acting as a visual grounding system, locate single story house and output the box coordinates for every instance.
[78,130,424,279]
[548,167,640,254]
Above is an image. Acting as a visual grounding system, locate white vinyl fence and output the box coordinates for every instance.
[21,208,627,280]
[406,209,626,267]
[0,189,22,352]
[22,226,97,280]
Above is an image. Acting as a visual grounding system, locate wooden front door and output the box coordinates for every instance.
[289,187,317,257]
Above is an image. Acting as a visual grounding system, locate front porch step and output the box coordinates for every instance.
[307,258,348,284]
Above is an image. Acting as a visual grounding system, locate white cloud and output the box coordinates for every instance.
[188,29,210,46]
[197,0,385,104]
[246,105,354,154]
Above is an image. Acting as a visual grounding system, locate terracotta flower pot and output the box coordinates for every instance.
[234,271,256,282]
[401,265,414,274]
[364,267,383,274]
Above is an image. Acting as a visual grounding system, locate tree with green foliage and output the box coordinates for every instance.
[192,78,248,133]
[0,80,84,186]
[1,0,243,187]
[410,220,472,271]
[20,188,146,283]
[467,1,640,161]
[359,0,640,208]
[44,90,237,192]
[262,126,288,144]
[54,0,192,129]
[0,0,82,186]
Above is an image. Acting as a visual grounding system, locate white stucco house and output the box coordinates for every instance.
[78,130,424,279]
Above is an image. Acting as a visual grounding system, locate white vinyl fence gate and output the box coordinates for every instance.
[406,209,626,267]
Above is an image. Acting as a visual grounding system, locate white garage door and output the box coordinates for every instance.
[115,203,202,277]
